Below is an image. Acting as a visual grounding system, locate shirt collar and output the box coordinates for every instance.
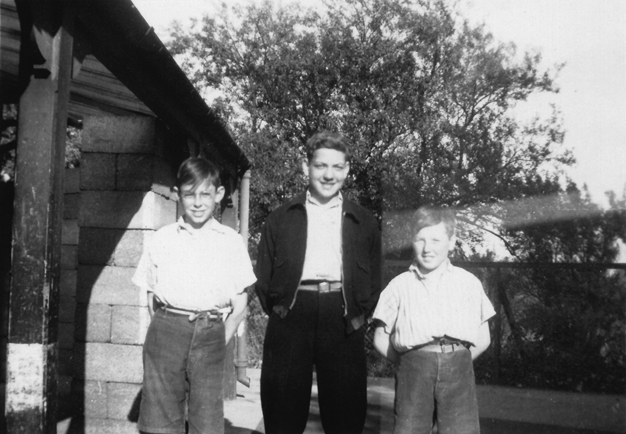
[288,191,361,223]
[305,190,343,209]
[176,216,226,234]
[409,258,453,280]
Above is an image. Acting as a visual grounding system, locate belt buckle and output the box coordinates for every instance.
[440,341,454,353]
[189,311,220,322]
[318,282,330,293]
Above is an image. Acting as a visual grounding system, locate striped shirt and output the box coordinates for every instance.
[132,217,256,311]
[373,260,495,352]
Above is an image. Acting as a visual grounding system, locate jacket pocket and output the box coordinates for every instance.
[268,257,289,298]
[356,257,370,275]
[353,258,371,301]
[273,256,288,269]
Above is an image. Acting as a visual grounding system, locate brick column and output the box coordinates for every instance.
[69,113,177,433]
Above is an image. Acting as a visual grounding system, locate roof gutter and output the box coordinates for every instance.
[73,0,250,179]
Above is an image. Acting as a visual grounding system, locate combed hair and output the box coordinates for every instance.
[176,157,221,191]
[411,205,457,238]
[305,131,351,161]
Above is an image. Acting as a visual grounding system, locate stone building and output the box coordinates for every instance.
[0,0,251,432]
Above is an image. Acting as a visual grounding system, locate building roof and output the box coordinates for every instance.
[0,0,249,179]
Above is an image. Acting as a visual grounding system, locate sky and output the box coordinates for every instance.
[133,0,626,209]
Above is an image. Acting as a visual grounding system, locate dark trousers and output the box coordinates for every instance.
[394,348,480,434]
[138,308,226,434]
[260,291,367,434]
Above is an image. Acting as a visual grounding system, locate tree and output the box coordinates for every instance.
[1,104,81,182]
[167,0,572,253]
[167,0,625,391]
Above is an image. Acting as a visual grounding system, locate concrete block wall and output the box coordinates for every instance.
[58,113,178,433]
[59,168,80,405]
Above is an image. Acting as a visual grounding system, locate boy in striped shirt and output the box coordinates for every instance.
[373,205,495,434]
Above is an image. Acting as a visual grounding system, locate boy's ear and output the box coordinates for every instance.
[215,185,226,203]
[448,234,457,252]
[301,159,310,175]
[172,186,180,201]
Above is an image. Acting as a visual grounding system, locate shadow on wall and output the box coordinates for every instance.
[58,166,152,433]
[54,114,185,434]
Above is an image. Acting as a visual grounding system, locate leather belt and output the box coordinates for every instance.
[417,341,469,353]
[298,281,342,293]
[160,306,223,322]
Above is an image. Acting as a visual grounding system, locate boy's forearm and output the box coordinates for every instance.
[470,343,488,360]
[147,292,155,318]
[471,321,491,360]
[224,293,248,344]
[373,327,399,363]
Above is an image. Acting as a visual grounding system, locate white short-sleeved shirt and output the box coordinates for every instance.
[132,217,257,311]
[373,260,495,352]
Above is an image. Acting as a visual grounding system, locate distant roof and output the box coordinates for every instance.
[0,0,249,179]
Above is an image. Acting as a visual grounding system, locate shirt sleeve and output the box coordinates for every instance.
[132,237,156,297]
[480,284,496,324]
[372,283,400,335]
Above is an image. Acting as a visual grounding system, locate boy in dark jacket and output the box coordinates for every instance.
[255,132,382,434]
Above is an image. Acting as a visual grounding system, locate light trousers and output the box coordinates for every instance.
[138,308,226,434]
[394,347,480,434]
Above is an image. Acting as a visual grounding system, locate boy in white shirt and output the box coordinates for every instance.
[133,157,256,434]
[373,205,495,434]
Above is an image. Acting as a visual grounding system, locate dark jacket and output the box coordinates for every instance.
[255,192,382,333]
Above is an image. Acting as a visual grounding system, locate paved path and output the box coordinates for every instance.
[225,369,620,434]
[224,371,395,434]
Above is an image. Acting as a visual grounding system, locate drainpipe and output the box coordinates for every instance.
[236,170,251,387]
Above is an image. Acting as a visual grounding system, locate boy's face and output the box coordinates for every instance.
[302,148,349,205]
[177,179,225,230]
[413,222,456,275]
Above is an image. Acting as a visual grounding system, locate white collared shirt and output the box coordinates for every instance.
[373,260,495,351]
[132,217,256,310]
[300,191,343,282]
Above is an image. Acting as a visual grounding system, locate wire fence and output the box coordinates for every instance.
[379,260,626,393]
[247,260,626,394]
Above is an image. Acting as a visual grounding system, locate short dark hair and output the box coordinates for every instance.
[411,205,457,238]
[176,157,221,191]
[305,131,351,161]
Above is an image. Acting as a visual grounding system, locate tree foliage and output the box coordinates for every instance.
[168,0,572,250]
[1,104,81,183]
